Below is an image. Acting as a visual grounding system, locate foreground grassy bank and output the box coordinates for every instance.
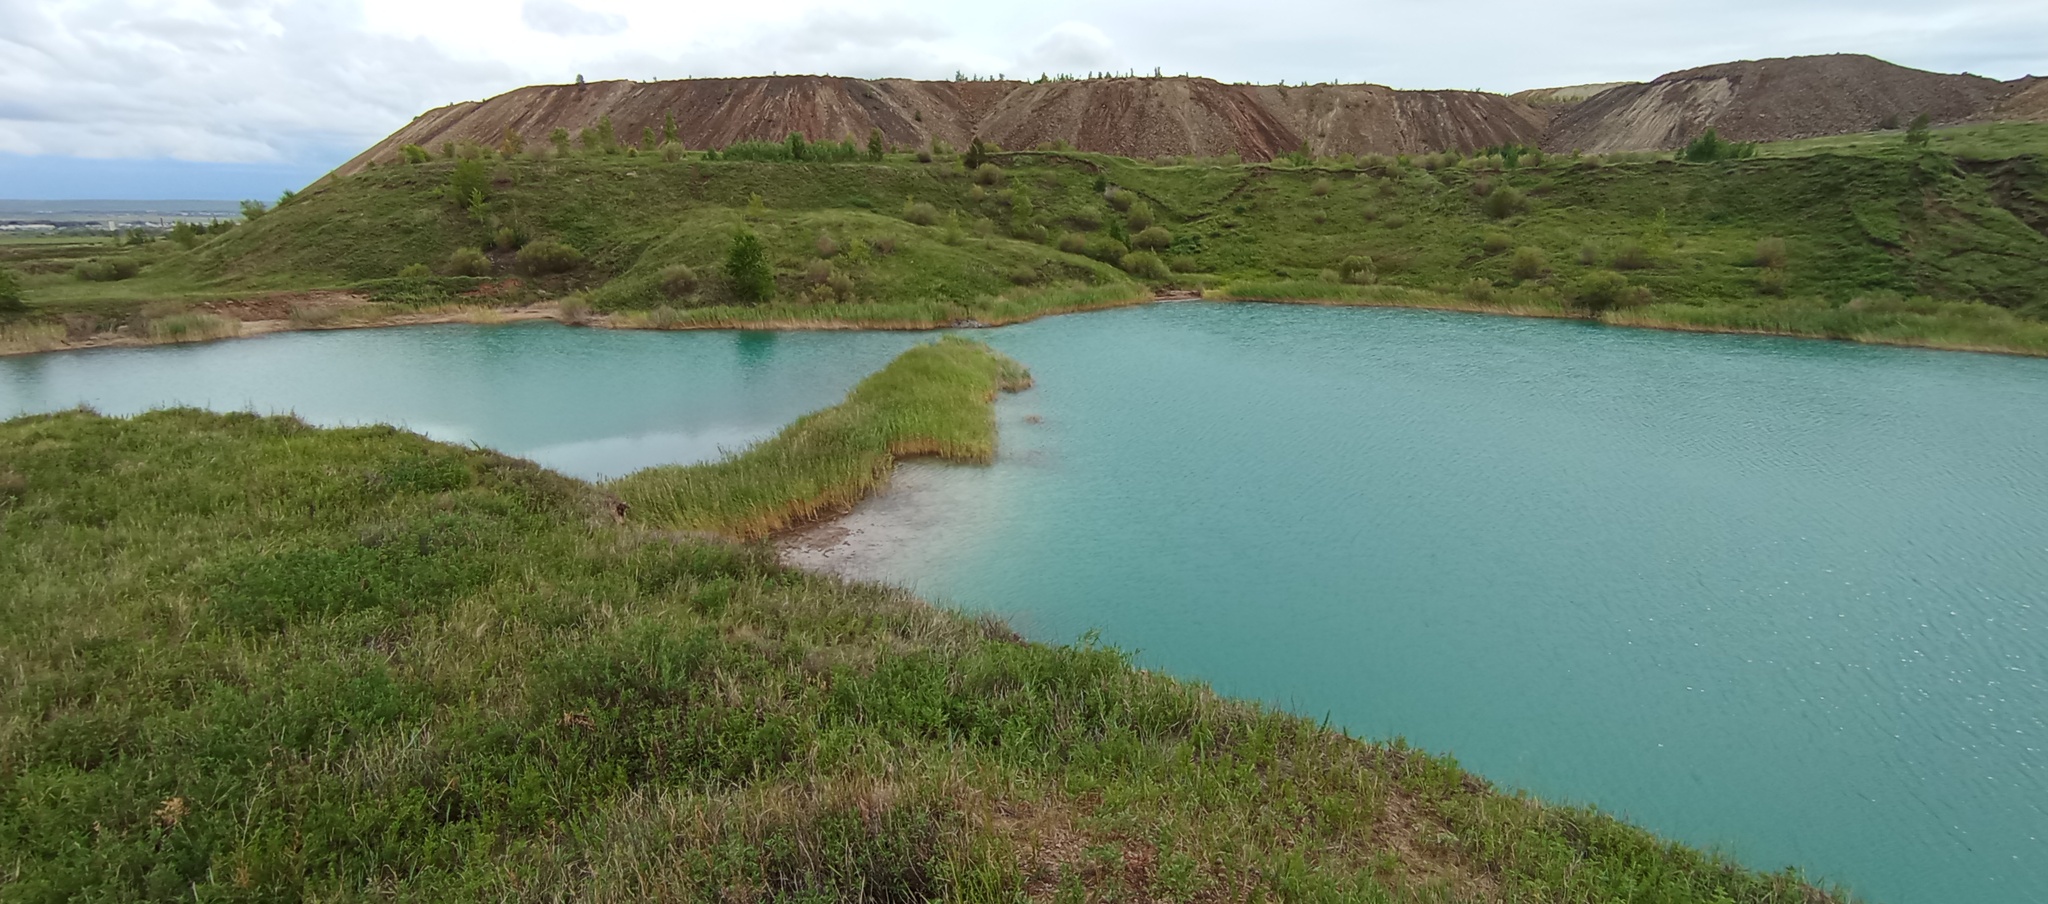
[0,342,1846,901]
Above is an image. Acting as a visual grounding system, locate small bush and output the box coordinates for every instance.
[1682,129,1757,162]
[1106,188,1136,212]
[916,149,934,164]
[1120,251,1170,279]
[1509,247,1547,281]
[1126,201,1155,232]
[1578,243,1600,266]
[1009,266,1041,286]
[1338,255,1376,285]
[1084,236,1129,264]
[724,229,774,303]
[1382,214,1409,230]
[557,297,592,323]
[1460,278,1497,303]
[1611,243,1654,270]
[805,259,835,285]
[814,231,840,258]
[1757,268,1788,296]
[903,201,940,226]
[659,265,699,298]
[1132,226,1173,251]
[493,226,525,252]
[398,263,432,279]
[400,144,430,164]
[1310,177,1332,197]
[1169,256,1202,274]
[444,248,491,277]
[1057,232,1090,255]
[516,240,583,276]
[1752,237,1789,269]
[74,258,142,282]
[0,267,23,312]
[972,163,1005,186]
[1481,233,1512,255]
[1483,185,1527,219]
[869,236,897,256]
[1571,271,1633,312]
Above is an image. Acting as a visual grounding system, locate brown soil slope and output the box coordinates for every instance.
[1989,77,2048,122]
[1546,54,2016,153]
[334,75,1549,175]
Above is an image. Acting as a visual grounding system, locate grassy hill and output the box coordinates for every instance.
[0,339,1849,901]
[4,123,2048,355]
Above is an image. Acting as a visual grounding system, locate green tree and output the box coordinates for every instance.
[867,128,884,162]
[785,132,809,161]
[238,200,268,221]
[641,127,657,151]
[447,157,490,217]
[595,115,618,152]
[725,228,774,302]
[663,112,679,145]
[499,128,525,158]
[1904,114,1933,148]
[964,136,990,170]
[549,128,572,154]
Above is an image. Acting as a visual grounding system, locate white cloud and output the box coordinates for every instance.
[521,0,628,38]
[0,0,2043,182]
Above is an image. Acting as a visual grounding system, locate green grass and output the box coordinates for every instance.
[0,346,1851,901]
[4,136,2046,356]
[611,337,1030,539]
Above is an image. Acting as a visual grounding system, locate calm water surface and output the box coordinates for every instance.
[3,306,2044,903]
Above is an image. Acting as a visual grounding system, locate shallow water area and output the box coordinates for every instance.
[4,303,2046,904]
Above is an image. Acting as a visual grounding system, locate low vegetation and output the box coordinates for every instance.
[0,341,1849,900]
[2,122,2044,358]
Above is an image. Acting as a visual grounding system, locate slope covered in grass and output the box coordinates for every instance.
[0,344,1848,902]
[4,130,2046,354]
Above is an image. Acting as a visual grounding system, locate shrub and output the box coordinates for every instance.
[516,240,583,276]
[1611,243,1654,270]
[1120,251,1170,279]
[1578,243,1600,266]
[1752,237,1789,269]
[1126,201,1155,232]
[916,150,934,164]
[1169,256,1202,274]
[867,128,885,161]
[1483,185,1527,219]
[1682,129,1757,162]
[826,272,855,302]
[902,200,940,226]
[805,259,835,285]
[1382,214,1409,230]
[1757,268,1788,296]
[558,297,591,323]
[239,199,268,221]
[868,236,897,256]
[746,193,767,220]
[1310,177,1332,197]
[444,248,492,277]
[398,263,432,278]
[74,258,142,282]
[400,144,430,164]
[494,226,525,252]
[1460,278,1497,303]
[1057,232,1089,255]
[658,265,699,298]
[1509,246,1547,281]
[972,163,1005,186]
[1083,236,1128,264]
[1106,188,1136,212]
[724,229,774,303]
[814,231,840,258]
[1481,232,1512,255]
[1571,271,1634,312]
[1904,114,1933,147]
[1338,255,1376,285]
[1132,226,1173,251]
[0,267,23,312]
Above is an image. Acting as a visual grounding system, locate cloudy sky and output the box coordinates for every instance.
[2,0,2043,199]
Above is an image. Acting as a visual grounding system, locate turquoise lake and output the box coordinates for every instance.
[3,304,2043,903]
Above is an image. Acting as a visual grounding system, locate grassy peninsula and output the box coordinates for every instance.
[0,339,1846,901]
[4,122,2047,356]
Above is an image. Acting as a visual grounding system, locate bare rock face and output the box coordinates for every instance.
[334,55,2035,176]
[1544,54,2018,153]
